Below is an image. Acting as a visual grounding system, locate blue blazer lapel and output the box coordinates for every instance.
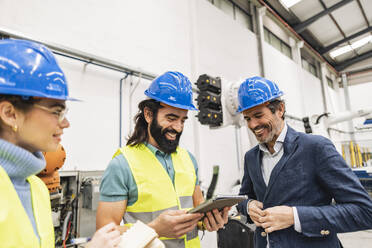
[250,146,267,201]
[255,146,267,196]
[263,126,299,201]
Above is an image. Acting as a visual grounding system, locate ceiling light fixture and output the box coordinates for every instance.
[330,35,372,58]
[280,0,302,8]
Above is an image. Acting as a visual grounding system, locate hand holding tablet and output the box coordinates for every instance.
[187,195,248,214]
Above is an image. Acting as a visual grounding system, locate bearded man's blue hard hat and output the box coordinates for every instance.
[0,39,77,101]
[237,76,283,113]
[144,71,198,111]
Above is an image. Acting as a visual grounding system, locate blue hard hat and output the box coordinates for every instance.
[0,39,77,101]
[144,71,197,111]
[237,76,283,112]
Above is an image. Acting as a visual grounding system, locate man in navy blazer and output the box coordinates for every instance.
[236,76,372,248]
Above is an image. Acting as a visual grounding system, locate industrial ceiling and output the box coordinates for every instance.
[260,0,372,73]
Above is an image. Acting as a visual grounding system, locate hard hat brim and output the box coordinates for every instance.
[144,91,198,111]
[237,93,284,113]
[0,88,81,101]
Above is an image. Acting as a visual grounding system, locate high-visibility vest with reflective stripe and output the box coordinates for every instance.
[114,144,201,248]
[0,166,55,248]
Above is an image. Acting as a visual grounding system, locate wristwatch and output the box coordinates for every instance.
[247,199,255,213]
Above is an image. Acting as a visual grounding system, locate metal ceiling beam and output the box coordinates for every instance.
[318,0,359,58]
[293,0,354,33]
[335,50,372,71]
[345,66,372,76]
[356,0,370,27]
[320,26,372,54]
[258,0,338,74]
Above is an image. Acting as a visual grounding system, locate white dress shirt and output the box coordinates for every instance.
[251,123,301,247]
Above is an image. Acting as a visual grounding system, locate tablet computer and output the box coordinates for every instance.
[187,195,248,214]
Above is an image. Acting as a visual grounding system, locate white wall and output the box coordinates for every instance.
[2,0,371,245]
[0,0,193,75]
[0,0,354,184]
[194,0,260,193]
[262,42,325,119]
[348,82,372,111]
[58,57,122,171]
[0,0,340,169]
[348,82,372,145]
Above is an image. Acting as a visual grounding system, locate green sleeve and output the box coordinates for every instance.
[99,154,135,202]
[187,151,199,185]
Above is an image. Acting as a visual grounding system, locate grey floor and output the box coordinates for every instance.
[338,230,372,248]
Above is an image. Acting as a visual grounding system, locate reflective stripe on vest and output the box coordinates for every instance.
[0,166,55,248]
[114,144,200,248]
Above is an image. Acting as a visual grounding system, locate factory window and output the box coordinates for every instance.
[301,57,318,78]
[327,77,334,89]
[215,0,235,17]
[264,28,292,59]
[234,3,253,31]
[208,0,253,31]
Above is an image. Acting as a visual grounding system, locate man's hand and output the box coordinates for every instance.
[148,210,203,238]
[248,200,265,227]
[259,206,294,233]
[86,222,121,248]
[203,207,230,231]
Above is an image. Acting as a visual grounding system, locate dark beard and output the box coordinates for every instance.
[150,117,182,154]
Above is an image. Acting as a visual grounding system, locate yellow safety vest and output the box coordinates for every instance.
[0,166,55,248]
[114,144,201,248]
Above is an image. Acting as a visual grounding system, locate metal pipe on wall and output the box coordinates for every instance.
[255,6,267,77]
[188,0,203,178]
[129,74,142,134]
[0,27,157,81]
[0,27,158,149]
[341,73,355,141]
[319,63,329,113]
[234,126,242,172]
[119,74,129,147]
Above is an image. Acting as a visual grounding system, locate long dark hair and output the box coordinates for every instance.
[126,99,163,146]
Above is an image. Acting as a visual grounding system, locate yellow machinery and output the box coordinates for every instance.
[342,144,346,161]
[349,141,356,168]
[343,142,372,168]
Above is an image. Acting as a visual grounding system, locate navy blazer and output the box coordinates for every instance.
[237,126,372,248]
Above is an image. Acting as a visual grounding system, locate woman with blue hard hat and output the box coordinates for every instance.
[0,39,121,247]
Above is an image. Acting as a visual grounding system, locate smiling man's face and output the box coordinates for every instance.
[148,104,188,154]
[242,102,284,144]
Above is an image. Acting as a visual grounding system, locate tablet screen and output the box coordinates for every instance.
[187,195,247,214]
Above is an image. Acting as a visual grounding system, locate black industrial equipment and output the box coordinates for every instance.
[217,216,254,248]
[195,74,223,127]
[302,116,313,133]
[206,165,220,200]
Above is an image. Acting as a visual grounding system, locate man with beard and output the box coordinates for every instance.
[236,76,372,248]
[96,71,229,248]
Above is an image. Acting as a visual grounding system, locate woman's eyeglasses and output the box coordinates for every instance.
[34,104,68,123]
